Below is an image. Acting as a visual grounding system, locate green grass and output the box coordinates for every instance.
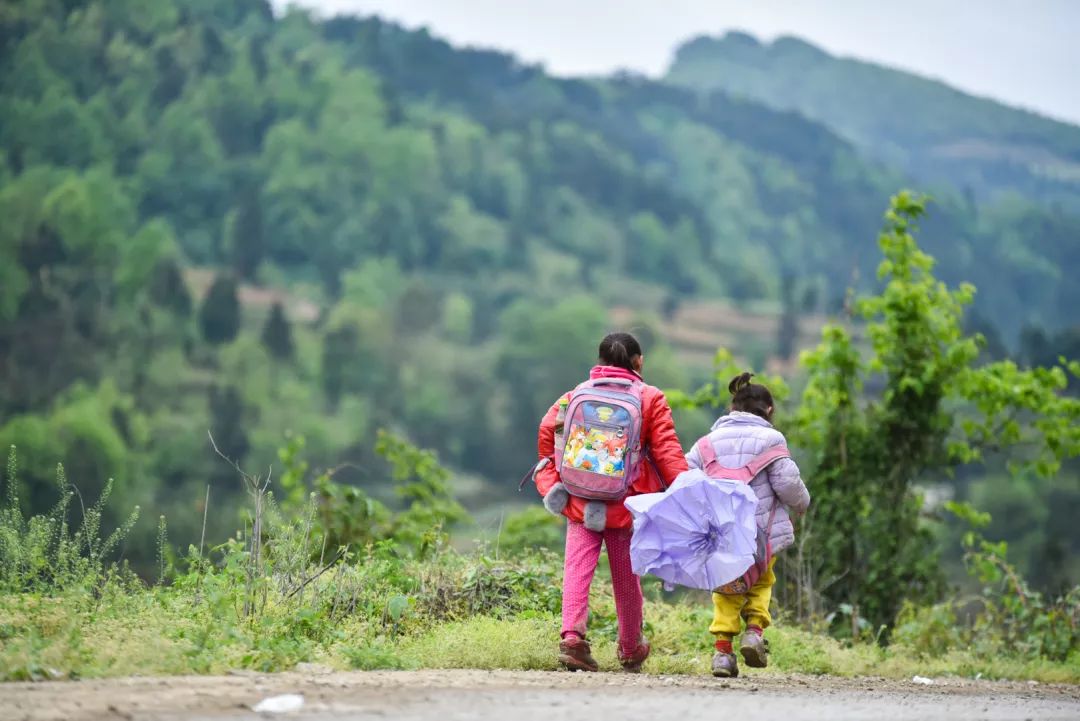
[399,615,558,671]
[3,581,1078,683]
[1,458,1075,685]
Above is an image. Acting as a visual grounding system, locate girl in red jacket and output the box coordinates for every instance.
[534,332,688,672]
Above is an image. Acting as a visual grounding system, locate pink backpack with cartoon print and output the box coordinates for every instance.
[694,436,791,595]
[552,377,646,501]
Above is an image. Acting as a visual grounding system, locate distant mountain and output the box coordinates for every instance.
[667,32,1080,209]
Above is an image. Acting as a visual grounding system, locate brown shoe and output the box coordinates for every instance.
[739,627,769,668]
[711,651,739,678]
[618,639,650,673]
[559,636,599,672]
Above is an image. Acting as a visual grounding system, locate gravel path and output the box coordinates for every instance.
[3,668,1079,721]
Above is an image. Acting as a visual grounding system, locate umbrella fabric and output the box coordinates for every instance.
[625,468,759,591]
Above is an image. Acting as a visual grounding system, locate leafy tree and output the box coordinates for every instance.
[437,195,508,271]
[804,193,980,627]
[678,194,1080,633]
[0,381,140,520]
[321,322,359,410]
[375,430,466,556]
[149,257,192,317]
[789,193,1080,630]
[440,292,473,344]
[1,87,110,169]
[199,274,240,345]
[395,281,441,335]
[136,103,228,259]
[260,301,293,360]
[227,187,265,280]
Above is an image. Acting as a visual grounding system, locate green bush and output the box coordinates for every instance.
[1,446,139,594]
[890,502,1080,663]
[342,641,412,670]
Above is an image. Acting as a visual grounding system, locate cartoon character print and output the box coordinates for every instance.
[584,403,631,426]
[563,403,631,478]
[603,435,627,474]
[563,427,587,467]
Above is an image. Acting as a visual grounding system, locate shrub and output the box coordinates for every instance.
[0,446,139,594]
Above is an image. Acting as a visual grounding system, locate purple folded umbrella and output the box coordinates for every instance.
[624,468,759,592]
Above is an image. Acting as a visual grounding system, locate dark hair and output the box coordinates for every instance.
[728,372,774,420]
[598,332,643,373]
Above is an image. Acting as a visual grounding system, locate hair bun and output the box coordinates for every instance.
[728,371,755,396]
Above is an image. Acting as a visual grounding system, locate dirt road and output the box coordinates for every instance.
[3,669,1079,721]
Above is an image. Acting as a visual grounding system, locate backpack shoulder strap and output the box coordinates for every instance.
[745,444,791,478]
[695,437,721,474]
[695,436,750,480]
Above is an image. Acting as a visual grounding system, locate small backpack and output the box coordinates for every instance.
[694,436,791,595]
[551,377,646,501]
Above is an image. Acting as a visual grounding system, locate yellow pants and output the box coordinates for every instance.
[709,558,776,640]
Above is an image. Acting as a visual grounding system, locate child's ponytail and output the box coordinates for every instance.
[598,332,643,373]
[727,371,755,396]
[729,372,774,421]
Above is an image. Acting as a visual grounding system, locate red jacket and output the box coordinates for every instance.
[535,365,689,529]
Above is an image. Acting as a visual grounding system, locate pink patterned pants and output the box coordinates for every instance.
[561,521,644,656]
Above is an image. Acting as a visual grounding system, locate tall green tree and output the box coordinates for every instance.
[677,194,1080,632]
[149,257,192,317]
[199,274,240,345]
[228,187,264,280]
[789,193,1080,630]
[321,322,359,410]
[260,301,293,360]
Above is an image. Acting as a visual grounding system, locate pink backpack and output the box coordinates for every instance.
[553,377,645,501]
[694,436,791,595]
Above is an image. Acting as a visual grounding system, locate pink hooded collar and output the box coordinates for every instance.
[589,365,643,382]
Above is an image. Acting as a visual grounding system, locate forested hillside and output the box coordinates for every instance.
[668,32,1080,209]
[1,0,1078,577]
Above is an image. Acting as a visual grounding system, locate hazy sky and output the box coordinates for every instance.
[277,0,1080,125]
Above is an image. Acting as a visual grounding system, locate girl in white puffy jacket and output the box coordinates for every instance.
[685,372,810,678]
